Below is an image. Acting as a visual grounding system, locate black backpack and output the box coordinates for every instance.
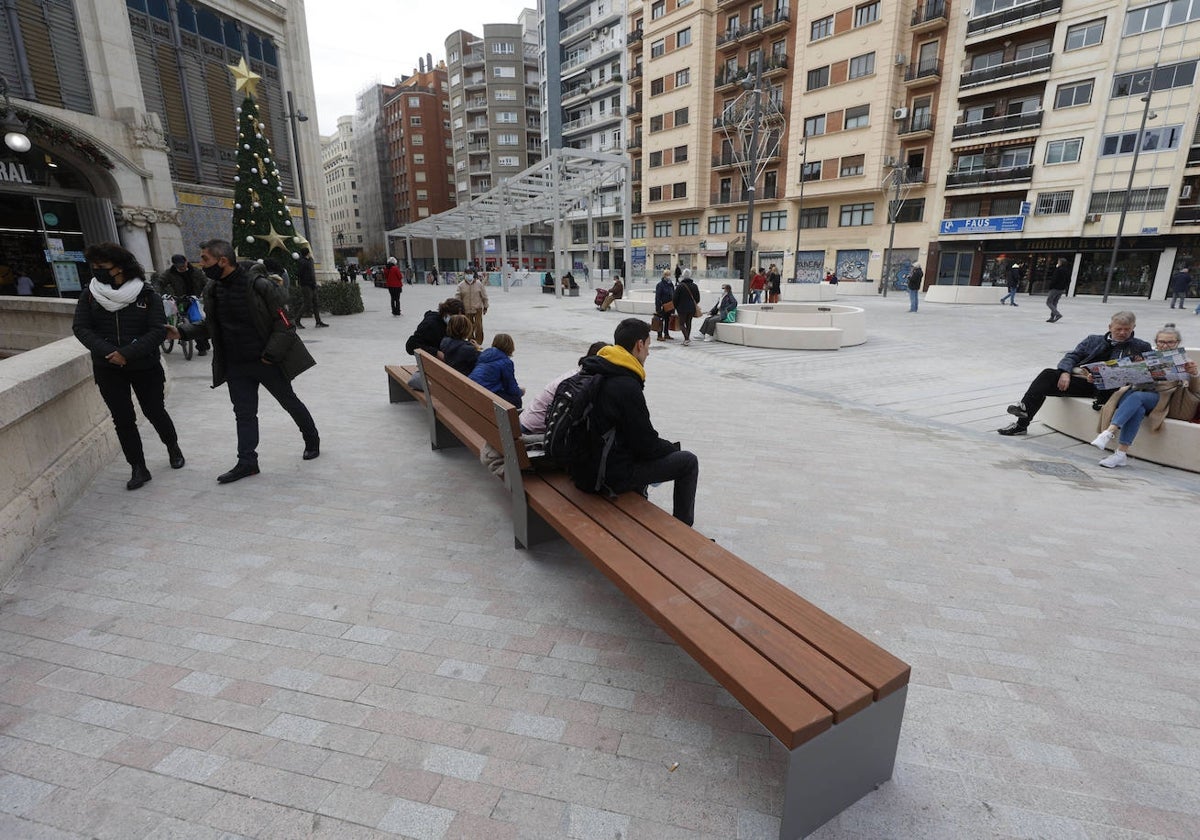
[542,371,614,490]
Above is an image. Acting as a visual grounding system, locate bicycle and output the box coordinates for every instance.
[161,294,196,360]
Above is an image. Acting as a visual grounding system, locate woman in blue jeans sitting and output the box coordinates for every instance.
[1091,323,1199,467]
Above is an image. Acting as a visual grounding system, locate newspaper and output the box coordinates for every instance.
[1082,348,1190,390]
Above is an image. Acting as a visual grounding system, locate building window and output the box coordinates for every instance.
[632,223,646,238]
[807,66,830,91]
[736,213,748,233]
[675,68,690,87]
[894,198,925,223]
[801,161,822,181]
[408,97,421,107]
[416,189,428,200]
[840,202,874,226]
[706,215,728,234]
[799,207,828,228]
[676,27,691,47]
[651,77,665,95]
[1045,138,1083,165]
[840,155,865,176]
[492,41,515,54]
[1124,0,1200,36]
[497,133,518,145]
[494,89,516,100]
[412,134,424,145]
[848,53,876,79]
[651,0,665,19]
[760,210,787,231]
[498,155,519,167]
[810,15,833,40]
[1088,188,1168,213]
[1065,19,1105,50]
[674,107,689,126]
[1054,79,1093,109]
[651,39,665,58]
[497,111,517,123]
[654,220,671,237]
[414,154,425,164]
[680,218,699,235]
[1101,125,1182,156]
[803,115,826,137]
[1112,61,1197,97]
[673,182,687,199]
[649,186,663,201]
[649,151,663,167]
[1036,191,1073,214]
[854,1,880,26]
[414,171,426,182]
[493,66,517,78]
[844,105,870,129]
[673,144,688,163]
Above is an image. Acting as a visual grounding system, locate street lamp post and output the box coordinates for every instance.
[1102,81,1157,302]
[881,164,906,298]
[739,62,764,304]
[791,136,808,281]
[285,91,313,249]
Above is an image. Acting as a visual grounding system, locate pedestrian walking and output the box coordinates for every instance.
[295,247,328,328]
[1000,259,1021,306]
[767,264,781,303]
[1046,257,1070,323]
[907,263,924,312]
[1168,266,1191,309]
[384,257,404,316]
[456,271,489,344]
[672,270,701,345]
[654,270,675,341]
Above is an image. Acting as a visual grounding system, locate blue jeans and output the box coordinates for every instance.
[908,288,919,311]
[1112,391,1160,446]
[1000,287,1018,305]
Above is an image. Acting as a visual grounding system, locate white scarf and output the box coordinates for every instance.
[89,277,145,312]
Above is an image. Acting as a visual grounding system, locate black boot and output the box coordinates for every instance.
[127,464,152,490]
[168,445,185,469]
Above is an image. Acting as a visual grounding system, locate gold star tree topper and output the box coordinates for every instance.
[229,57,261,97]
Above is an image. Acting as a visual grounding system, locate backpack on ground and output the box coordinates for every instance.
[541,371,615,490]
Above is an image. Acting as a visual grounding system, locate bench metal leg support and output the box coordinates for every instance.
[779,685,907,840]
[388,373,415,403]
[432,420,465,451]
[512,498,558,549]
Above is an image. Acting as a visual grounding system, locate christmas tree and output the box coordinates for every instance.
[228,58,306,274]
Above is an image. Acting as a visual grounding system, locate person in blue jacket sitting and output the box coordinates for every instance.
[470,333,525,408]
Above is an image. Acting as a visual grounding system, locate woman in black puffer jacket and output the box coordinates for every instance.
[73,243,183,490]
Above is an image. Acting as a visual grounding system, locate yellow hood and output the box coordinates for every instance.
[597,344,645,382]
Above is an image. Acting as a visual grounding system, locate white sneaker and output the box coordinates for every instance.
[1099,451,1127,468]
[682,340,690,346]
[1090,429,1114,450]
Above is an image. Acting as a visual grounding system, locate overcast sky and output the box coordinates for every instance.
[305,1,537,135]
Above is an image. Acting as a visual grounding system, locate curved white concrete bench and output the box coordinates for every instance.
[1038,396,1200,473]
[715,303,866,350]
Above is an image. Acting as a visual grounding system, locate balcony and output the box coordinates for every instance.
[626,103,642,116]
[626,133,642,151]
[1187,147,1200,167]
[904,59,941,85]
[710,191,750,205]
[462,52,484,68]
[712,152,739,168]
[952,109,1043,141]
[628,66,644,84]
[464,98,487,110]
[627,28,643,45]
[911,0,948,30]
[560,15,596,42]
[902,167,928,183]
[899,114,935,137]
[717,27,742,49]
[764,6,792,33]
[946,164,1034,188]
[967,0,1061,36]
[1174,205,1200,224]
[960,52,1052,89]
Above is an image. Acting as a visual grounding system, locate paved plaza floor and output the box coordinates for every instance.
[1,279,1197,839]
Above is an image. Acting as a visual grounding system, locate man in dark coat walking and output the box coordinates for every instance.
[152,254,211,355]
[295,247,328,328]
[1046,257,1071,322]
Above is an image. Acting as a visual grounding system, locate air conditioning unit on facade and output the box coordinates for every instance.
[895,54,907,65]
[893,107,908,120]
[1182,184,1193,199]
[1085,213,1102,223]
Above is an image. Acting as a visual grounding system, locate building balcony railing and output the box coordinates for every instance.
[967,0,1061,36]
[1173,205,1200,224]
[628,66,644,82]
[467,142,490,152]
[464,98,487,110]
[627,28,643,45]
[765,6,792,31]
[710,191,750,205]
[626,134,642,150]
[902,167,928,183]
[946,164,1034,188]
[911,0,948,29]
[899,114,934,135]
[952,109,1043,141]
[904,59,941,83]
[626,103,642,116]
[960,52,1052,89]
[712,152,738,168]
[561,15,597,41]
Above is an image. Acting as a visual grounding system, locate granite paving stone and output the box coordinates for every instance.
[2,285,1197,838]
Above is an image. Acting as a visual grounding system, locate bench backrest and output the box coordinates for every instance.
[415,350,531,471]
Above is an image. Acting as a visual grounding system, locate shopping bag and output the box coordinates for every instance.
[186,297,204,323]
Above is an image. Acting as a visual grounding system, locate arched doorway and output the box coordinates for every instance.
[0,142,120,298]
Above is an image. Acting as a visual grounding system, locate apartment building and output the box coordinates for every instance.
[627,0,715,276]
[383,62,454,229]
[928,0,1200,300]
[445,13,549,267]
[353,80,401,260]
[539,0,629,273]
[320,116,363,263]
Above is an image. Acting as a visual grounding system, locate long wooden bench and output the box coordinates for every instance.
[384,364,427,405]
[396,350,911,839]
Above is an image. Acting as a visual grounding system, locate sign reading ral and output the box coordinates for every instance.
[939,216,1026,235]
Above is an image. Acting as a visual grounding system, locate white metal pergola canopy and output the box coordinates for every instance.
[388,148,631,275]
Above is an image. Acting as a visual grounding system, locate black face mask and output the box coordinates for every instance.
[93,269,114,285]
[203,264,224,281]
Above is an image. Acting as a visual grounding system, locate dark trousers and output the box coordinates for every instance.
[387,287,402,315]
[299,285,324,323]
[677,312,694,341]
[226,362,319,465]
[1046,289,1065,318]
[1019,368,1096,422]
[93,364,178,467]
[615,449,699,526]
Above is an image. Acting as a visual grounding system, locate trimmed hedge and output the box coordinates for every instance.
[287,281,364,317]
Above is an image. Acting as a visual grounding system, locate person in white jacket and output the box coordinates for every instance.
[456,272,489,344]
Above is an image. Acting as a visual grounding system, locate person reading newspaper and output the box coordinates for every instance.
[998,311,1151,436]
[1089,323,1200,468]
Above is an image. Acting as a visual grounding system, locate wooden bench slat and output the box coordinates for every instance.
[384,364,427,405]
[525,475,834,749]
[540,474,874,721]
[611,493,911,700]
